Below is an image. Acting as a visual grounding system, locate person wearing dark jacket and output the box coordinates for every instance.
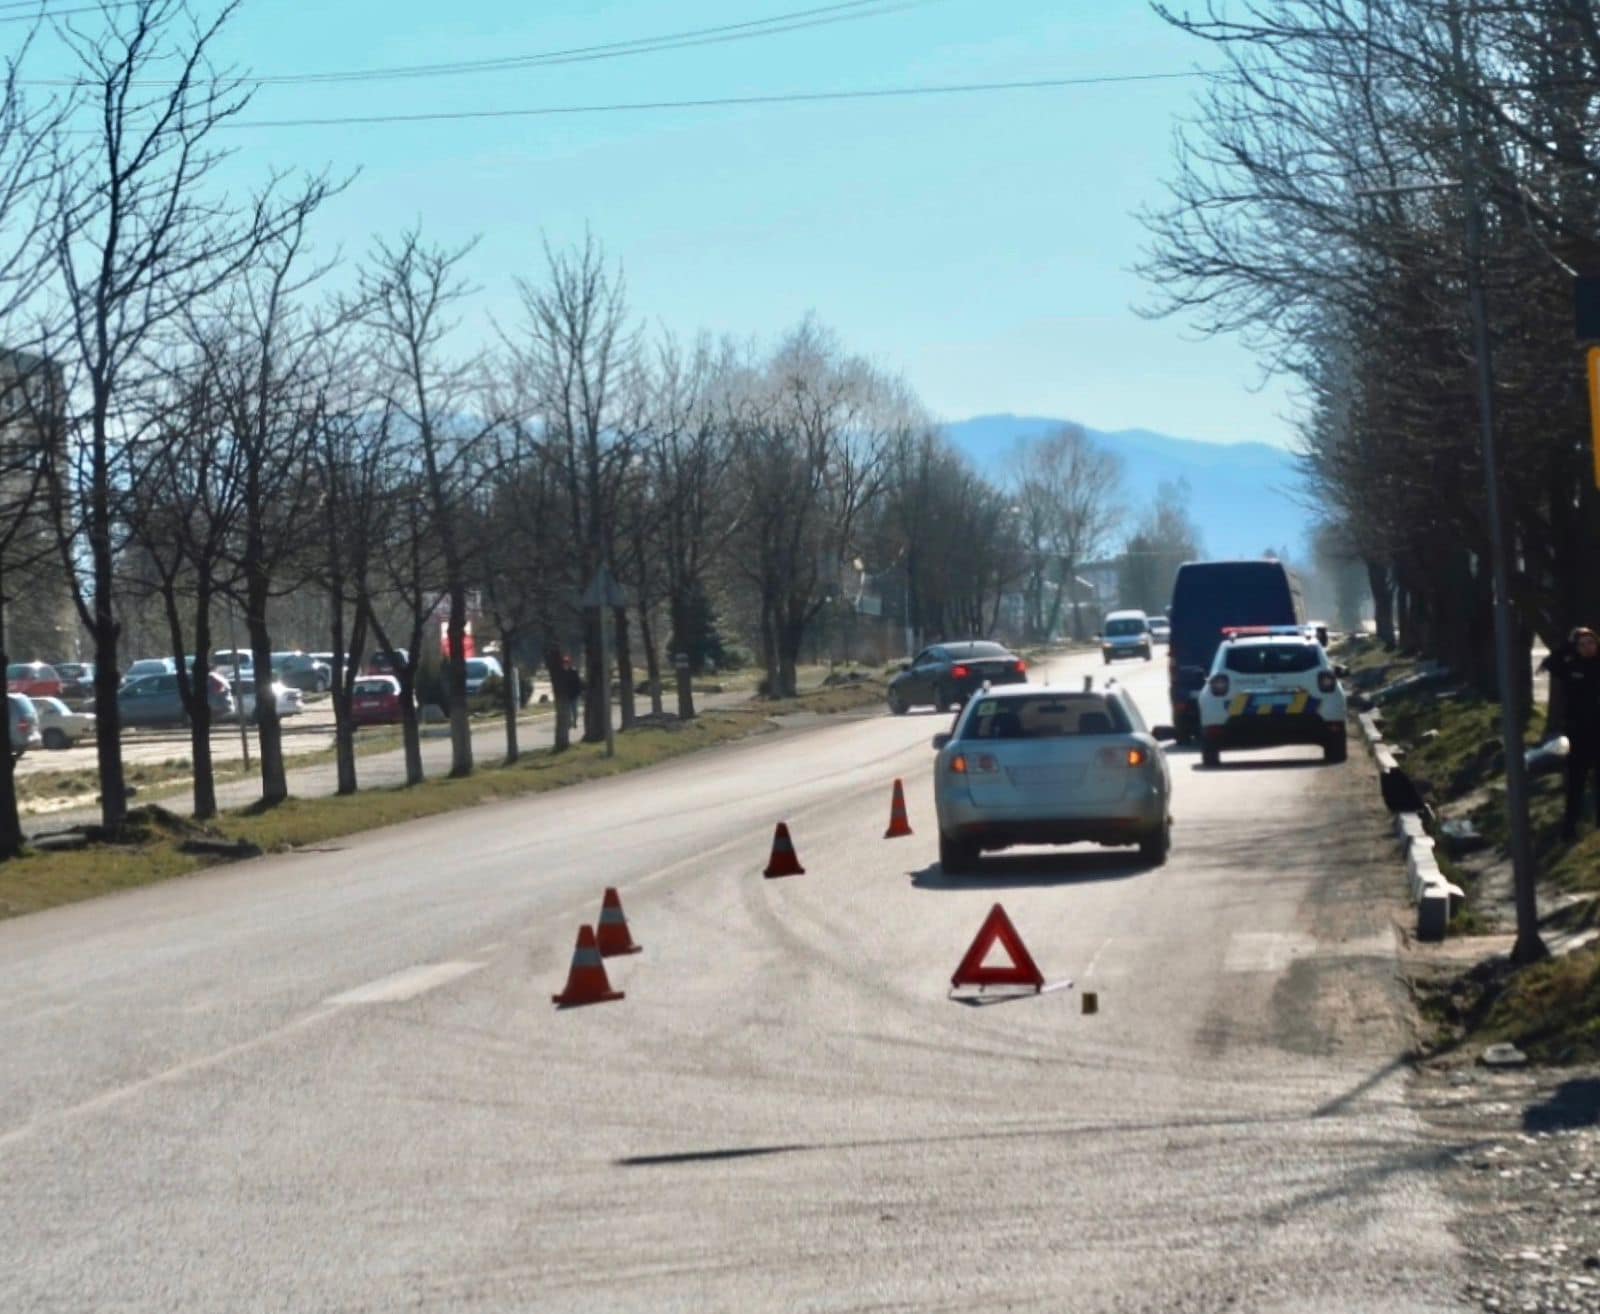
[1541,626,1600,840]
[559,655,584,732]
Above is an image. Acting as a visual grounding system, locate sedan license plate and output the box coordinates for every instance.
[1004,765,1082,787]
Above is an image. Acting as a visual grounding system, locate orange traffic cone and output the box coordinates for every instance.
[884,778,913,839]
[552,925,625,1008]
[595,886,641,957]
[763,822,806,878]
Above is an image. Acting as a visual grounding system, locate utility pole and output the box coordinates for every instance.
[1449,1,1546,964]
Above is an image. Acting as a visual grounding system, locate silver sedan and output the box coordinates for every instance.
[932,684,1174,872]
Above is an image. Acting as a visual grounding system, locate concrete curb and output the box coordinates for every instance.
[1357,704,1462,942]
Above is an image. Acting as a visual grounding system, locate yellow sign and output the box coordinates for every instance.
[1589,347,1600,488]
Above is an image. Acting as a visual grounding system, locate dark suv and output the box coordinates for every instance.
[887,641,1028,714]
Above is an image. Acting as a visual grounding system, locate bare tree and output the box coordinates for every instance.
[360,229,498,777]
[48,0,328,829]
[511,235,640,743]
[1012,426,1123,640]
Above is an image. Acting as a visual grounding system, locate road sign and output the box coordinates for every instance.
[580,565,628,609]
[1588,348,1600,490]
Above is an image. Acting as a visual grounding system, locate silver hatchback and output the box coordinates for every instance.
[932,684,1174,872]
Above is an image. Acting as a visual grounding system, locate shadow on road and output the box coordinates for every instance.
[1522,1078,1600,1133]
[909,849,1154,891]
[1189,757,1328,773]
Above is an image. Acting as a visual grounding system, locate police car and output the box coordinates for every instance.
[1196,627,1348,767]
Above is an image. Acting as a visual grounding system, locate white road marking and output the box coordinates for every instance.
[0,959,490,1152]
[0,1007,339,1152]
[1081,936,1112,979]
[324,960,485,1006]
[1224,931,1316,974]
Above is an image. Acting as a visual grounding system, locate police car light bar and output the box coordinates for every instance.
[1219,625,1306,637]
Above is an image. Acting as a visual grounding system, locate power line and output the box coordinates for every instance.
[21,0,943,82]
[0,1,142,23]
[220,71,1206,131]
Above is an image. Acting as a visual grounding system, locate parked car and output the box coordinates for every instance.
[124,657,176,679]
[350,675,406,726]
[364,648,409,677]
[119,671,235,727]
[1098,610,1153,664]
[230,676,304,721]
[464,655,504,696]
[7,661,62,698]
[1148,616,1171,644]
[8,692,41,760]
[31,696,95,750]
[886,641,1028,715]
[1196,627,1348,767]
[273,651,332,693]
[209,648,254,674]
[931,683,1175,872]
[54,661,96,702]
[1166,558,1303,743]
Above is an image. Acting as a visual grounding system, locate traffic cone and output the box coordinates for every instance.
[884,778,913,839]
[763,822,806,878]
[552,925,625,1008]
[595,886,641,957]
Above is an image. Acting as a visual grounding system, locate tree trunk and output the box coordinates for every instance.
[544,643,571,753]
[0,610,23,860]
[247,606,287,806]
[399,699,424,785]
[639,601,663,719]
[501,626,520,764]
[759,592,780,697]
[446,581,473,777]
[330,599,363,796]
[1366,558,1395,647]
[670,593,695,720]
[582,606,605,743]
[188,587,216,821]
[613,603,636,730]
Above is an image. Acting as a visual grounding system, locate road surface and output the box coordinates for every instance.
[0,648,1468,1312]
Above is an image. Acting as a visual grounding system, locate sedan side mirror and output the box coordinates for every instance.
[931,733,951,750]
[1151,725,1178,743]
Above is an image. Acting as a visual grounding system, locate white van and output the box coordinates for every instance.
[1099,610,1153,664]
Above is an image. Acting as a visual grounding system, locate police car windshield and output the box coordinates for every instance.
[1224,643,1321,675]
[962,693,1129,739]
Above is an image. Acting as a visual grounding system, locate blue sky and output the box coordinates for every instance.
[35,0,1297,447]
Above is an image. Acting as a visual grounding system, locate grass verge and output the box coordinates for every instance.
[1414,944,1600,1064]
[0,677,885,922]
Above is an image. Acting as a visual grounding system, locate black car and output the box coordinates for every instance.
[887,641,1028,714]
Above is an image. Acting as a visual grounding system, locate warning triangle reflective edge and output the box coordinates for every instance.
[950,903,1045,991]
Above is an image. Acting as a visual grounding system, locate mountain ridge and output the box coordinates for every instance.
[938,413,1310,562]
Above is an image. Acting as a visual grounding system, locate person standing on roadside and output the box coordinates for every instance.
[559,655,584,733]
[1541,626,1600,841]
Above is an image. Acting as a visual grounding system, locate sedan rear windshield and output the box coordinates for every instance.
[962,693,1129,740]
[1223,643,1321,675]
[354,680,395,696]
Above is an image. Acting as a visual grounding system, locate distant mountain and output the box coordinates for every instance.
[939,414,1310,562]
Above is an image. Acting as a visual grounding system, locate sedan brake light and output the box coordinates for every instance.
[950,664,970,680]
[1209,674,1230,697]
[949,754,968,775]
[1096,746,1147,768]
[1013,660,1027,675]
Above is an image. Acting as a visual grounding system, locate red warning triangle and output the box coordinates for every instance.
[950,903,1045,992]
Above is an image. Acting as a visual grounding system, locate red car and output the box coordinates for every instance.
[7,662,63,699]
[350,675,406,726]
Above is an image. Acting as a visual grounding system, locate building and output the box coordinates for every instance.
[0,347,77,662]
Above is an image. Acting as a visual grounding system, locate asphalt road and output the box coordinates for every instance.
[0,649,1468,1312]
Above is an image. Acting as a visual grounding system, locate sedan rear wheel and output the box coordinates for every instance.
[42,728,69,751]
[938,833,980,875]
[1138,821,1170,866]
[887,687,908,715]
